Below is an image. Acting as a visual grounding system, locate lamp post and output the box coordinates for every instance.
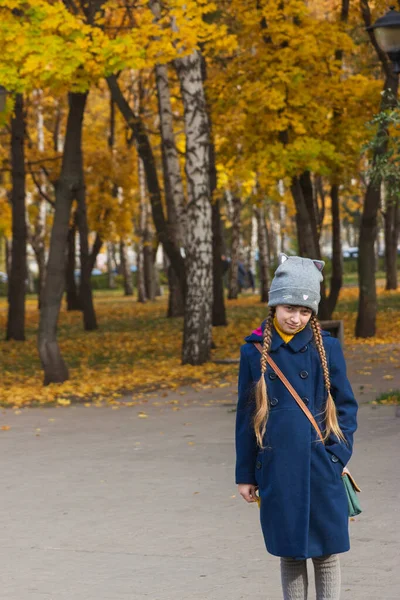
[367,7,400,73]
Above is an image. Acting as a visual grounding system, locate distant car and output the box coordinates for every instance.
[0,271,8,283]
[91,268,102,276]
[343,247,358,258]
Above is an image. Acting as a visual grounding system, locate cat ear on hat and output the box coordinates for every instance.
[313,260,325,272]
[279,253,289,264]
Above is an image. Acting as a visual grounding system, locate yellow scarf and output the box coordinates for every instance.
[273,316,306,344]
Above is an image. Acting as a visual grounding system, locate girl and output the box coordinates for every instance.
[235,254,358,600]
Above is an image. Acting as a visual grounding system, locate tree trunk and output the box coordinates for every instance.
[290,175,319,257]
[143,237,156,301]
[212,199,227,326]
[137,157,147,303]
[356,82,398,336]
[107,242,116,289]
[38,92,88,384]
[66,215,81,311]
[76,190,97,331]
[266,206,278,265]
[209,114,227,325]
[228,194,241,300]
[154,60,186,315]
[357,1,399,337]
[106,74,186,299]
[88,232,103,273]
[383,196,399,290]
[291,171,329,318]
[120,240,133,296]
[254,204,270,303]
[175,50,213,365]
[167,265,184,316]
[325,183,343,317]
[6,93,27,341]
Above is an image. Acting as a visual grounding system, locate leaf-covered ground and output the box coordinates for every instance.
[0,286,399,408]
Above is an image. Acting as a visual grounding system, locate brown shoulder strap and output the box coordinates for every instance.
[253,342,324,444]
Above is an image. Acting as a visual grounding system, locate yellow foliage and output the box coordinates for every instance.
[0,286,398,408]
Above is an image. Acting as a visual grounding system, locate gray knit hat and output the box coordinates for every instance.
[268,254,325,313]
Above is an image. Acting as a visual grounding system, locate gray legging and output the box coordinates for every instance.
[280,554,341,600]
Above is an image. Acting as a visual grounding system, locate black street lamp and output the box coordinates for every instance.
[368,7,400,73]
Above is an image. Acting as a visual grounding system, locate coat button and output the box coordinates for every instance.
[302,397,309,405]
[331,455,339,463]
[256,461,262,469]
[269,372,277,380]
[300,345,308,353]
[300,370,308,379]
[270,397,279,406]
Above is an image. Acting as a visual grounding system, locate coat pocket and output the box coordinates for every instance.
[325,450,343,482]
[254,447,273,487]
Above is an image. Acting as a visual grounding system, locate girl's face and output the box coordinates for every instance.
[275,305,312,334]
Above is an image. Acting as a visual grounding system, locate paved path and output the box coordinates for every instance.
[0,383,399,600]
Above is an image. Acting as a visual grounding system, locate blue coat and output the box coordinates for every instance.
[235,322,358,559]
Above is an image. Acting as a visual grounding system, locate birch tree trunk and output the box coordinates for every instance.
[38,92,88,384]
[175,50,213,365]
[107,74,186,298]
[147,0,187,314]
[120,240,134,296]
[76,188,97,331]
[6,93,27,341]
[28,92,47,309]
[154,61,186,315]
[107,242,116,289]
[137,157,147,303]
[66,215,81,311]
[254,204,270,303]
[228,194,241,300]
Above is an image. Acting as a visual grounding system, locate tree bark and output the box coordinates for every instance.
[383,195,399,290]
[212,199,227,326]
[154,61,186,315]
[290,175,319,257]
[175,50,213,365]
[254,204,270,303]
[120,240,133,296]
[357,0,399,337]
[143,237,156,301]
[66,215,81,311]
[137,157,147,303]
[107,242,116,289]
[290,171,329,318]
[106,74,186,299]
[325,183,343,317]
[38,92,88,384]
[228,194,241,300]
[76,189,97,331]
[6,93,27,341]
[356,84,398,335]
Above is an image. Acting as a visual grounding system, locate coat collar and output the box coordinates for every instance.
[245,319,314,353]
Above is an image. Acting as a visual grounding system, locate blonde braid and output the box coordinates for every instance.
[253,309,274,448]
[310,314,346,443]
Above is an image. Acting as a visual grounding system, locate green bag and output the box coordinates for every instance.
[342,472,362,517]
